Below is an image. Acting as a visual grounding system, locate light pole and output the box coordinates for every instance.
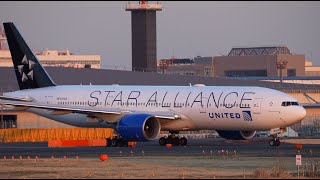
[1,105,3,129]
[0,89,3,129]
[276,61,288,83]
[159,60,168,74]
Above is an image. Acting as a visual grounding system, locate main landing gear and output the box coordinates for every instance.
[106,136,128,147]
[158,131,188,146]
[269,128,286,147]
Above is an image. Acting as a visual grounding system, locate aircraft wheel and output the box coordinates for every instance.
[159,137,167,146]
[118,138,128,147]
[119,140,128,147]
[123,140,128,147]
[111,138,119,147]
[179,137,187,146]
[269,139,275,146]
[173,137,180,146]
[269,139,280,146]
[106,138,112,147]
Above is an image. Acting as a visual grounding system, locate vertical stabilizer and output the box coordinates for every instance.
[3,22,56,90]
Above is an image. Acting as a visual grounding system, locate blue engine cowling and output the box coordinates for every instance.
[116,114,161,141]
[216,130,256,140]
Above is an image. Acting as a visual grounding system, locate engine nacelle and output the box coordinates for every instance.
[116,114,161,141]
[216,130,256,140]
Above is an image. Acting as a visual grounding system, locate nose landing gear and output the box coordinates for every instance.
[158,131,188,146]
[269,128,286,146]
[269,138,280,146]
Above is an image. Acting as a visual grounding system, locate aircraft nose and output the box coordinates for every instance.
[294,107,306,123]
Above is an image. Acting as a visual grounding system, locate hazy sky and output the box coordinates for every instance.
[0,1,320,68]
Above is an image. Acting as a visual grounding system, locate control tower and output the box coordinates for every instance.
[126,1,162,72]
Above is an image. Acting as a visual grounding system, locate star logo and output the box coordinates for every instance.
[18,55,36,82]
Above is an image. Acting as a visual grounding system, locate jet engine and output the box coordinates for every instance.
[216,130,256,140]
[116,114,161,141]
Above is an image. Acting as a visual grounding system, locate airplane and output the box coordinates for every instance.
[0,22,306,147]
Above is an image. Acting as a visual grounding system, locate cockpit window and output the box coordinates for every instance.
[281,101,299,107]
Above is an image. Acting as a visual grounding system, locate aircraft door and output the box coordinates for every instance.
[253,98,262,114]
[45,95,54,105]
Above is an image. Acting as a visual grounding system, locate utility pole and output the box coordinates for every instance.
[159,60,168,74]
[1,89,3,129]
[1,105,3,129]
[276,61,288,83]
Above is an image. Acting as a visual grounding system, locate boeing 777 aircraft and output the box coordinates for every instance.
[0,22,306,147]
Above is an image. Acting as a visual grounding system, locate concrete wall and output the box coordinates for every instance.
[0,111,74,129]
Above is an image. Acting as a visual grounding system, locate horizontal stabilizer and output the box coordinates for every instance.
[0,96,33,102]
[0,99,122,115]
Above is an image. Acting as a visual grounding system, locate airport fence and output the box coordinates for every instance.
[0,128,114,143]
[291,115,320,137]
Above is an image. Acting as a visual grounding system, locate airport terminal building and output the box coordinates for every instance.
[0,49,101,69]
[158,46,320,80]
[214,46,305,77]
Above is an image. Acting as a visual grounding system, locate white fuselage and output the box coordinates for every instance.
[5,85,306,131]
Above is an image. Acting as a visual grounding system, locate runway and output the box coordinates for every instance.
[0,138,320,158]
[0,138,319,178]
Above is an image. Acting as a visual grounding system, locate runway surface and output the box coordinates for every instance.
[0,138,320,178]
[0,138,319,158]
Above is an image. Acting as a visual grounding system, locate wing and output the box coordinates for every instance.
[0,97,182,123]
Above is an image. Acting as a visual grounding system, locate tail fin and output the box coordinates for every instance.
[3,22,56,90]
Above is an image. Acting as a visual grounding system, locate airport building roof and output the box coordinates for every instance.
[228,46,291,56]
[0,67,319,93]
